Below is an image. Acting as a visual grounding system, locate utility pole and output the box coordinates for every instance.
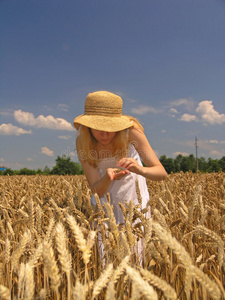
[195,137,199,172]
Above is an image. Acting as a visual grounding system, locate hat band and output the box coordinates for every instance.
[85,106,122,116]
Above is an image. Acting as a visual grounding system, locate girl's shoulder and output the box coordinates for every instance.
[128,126,145,143]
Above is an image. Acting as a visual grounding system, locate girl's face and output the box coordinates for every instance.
[90,129,117,145]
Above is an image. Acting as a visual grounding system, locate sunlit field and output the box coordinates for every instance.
[0,172,224,299]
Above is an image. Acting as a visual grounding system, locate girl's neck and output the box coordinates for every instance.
[96,142,115,159]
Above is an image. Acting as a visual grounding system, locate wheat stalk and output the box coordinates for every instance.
[195,225,224,267]
[140,268,177,300]
[104,202,120,242]
[153,221,221,300]
[42,239,61,291]
[125,265,158,300]
[92,263,114,299]
[24,263,34,300]
[55,222,71,274]
[55,222,72,299]
[72,278,89,300]
[66,214,96,265]
[0,285,11,300]
[11,229,31,271]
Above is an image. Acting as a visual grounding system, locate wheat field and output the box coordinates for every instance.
[0,172,224,299]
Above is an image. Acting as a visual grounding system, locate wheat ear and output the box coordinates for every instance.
[118,232,131,259]
[188,265,221,300]
[72,278,89,300]
[55,222,71,274]
[36,204,43,235]
[45,217,55,242]
[0,285,11,300]
[144,217,152,245]
[153,208,170,232]
[18,263,25,299]
[113,255,130,283]
[195,225,224,267]
[153,221,221,300]
[28,198,35,233]
[104,202,120,242]
[135,179,142,205]
[125,265,158,300]
[93,193,105,218]
[11,229,31,271]
[140,268,177,300]
[105,279,116,300]
[24,263,34,300]
[67,214,96,265]
[4,238,11,264]
[28,243,43,268]
[42,239,61,291]
[91,263,114,299]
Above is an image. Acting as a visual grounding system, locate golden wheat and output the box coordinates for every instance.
[0,172,224,299]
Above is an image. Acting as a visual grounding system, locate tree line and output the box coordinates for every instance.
[1,154,225,176]
[159,154,225,174]
[0,155,83,176]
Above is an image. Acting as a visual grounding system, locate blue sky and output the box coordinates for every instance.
[1,0,225,170]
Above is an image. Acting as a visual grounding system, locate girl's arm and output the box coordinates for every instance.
[117,127,167,181]
[80,159,129,198]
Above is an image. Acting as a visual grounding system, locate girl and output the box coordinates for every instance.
[74,91,167,224]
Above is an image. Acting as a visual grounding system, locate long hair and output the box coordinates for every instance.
[76,116,143,167]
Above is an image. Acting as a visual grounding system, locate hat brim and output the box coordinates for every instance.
[73,114,133,132]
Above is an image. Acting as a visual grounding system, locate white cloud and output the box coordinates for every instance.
[27,157,33,161]
[180,100,225,125]
[41,147,54,156]
[0,111,13,116]
[210,150,225,157]
[57,104,69,112]
[169,108,179,117]
[14,110,74,131]
[169,108,179,114]
[179,114,198,122]
[162,129,166,133]
[131,105,161,115]
[206,140,225,145]
[58,135,72,140]
[169,98,194,110]
[196,101,225,125]
[0,123,32,136]
[173,151,189,156]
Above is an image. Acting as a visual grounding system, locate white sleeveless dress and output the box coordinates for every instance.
[91,144,150,223]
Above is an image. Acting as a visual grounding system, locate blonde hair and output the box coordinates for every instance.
[76,116,143,168]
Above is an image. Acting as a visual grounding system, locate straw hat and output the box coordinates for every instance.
[73,91,134,132]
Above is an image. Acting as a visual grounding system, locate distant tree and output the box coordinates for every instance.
[19,168,36,175]
[207,158,220,173]
[3,168,14,176]
[218,156,225,172]
[51,155,83,175]
[37,168,43,175]
[160,155,176,174]
[43,166,51,175]
[188,154,196,172]
[174,154,183,172]
[174,159,181,172]
[198,157,208,172]
[180,156,192,173]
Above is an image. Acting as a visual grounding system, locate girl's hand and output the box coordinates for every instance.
[107,168,130,181]
[116,157,142,175]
